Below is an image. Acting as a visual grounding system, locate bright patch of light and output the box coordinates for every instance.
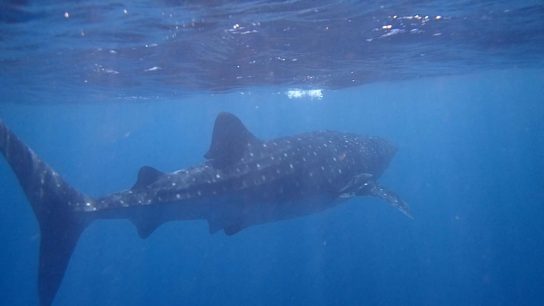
[286,89,323,100]
[144,66,161,72]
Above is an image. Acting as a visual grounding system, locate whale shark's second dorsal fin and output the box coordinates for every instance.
[132,166,164,190]
[204,112,259,169]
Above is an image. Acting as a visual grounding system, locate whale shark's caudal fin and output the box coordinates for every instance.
[0,121,92,306]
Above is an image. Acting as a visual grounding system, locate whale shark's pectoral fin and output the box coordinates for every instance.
[338,175,412,219]
[337,173,374,198]
[132,166,164,190]
[365,182,413,219]
[204,112,260,169]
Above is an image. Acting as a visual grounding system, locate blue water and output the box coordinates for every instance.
[1,1,544,306]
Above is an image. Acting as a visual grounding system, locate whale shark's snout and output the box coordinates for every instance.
[375,137,397,160]
[360,136,397,177]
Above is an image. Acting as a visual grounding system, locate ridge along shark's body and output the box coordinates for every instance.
[0,112,411,306]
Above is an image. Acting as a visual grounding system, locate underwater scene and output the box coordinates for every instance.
[0,1,543,305]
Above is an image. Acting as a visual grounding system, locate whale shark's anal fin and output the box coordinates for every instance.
[207,217,246,236]
[223,223,245,236]
[0,121,92,306]
[131,217,161,239]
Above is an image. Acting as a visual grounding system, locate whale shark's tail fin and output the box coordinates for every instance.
[0,121,92,306]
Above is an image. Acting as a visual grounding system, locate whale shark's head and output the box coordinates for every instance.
[356,136,397,178]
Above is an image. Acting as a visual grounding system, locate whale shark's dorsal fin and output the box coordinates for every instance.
[205,112,259,169]
[132,166,164,190]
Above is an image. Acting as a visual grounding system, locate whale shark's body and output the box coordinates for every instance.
[0,112,410,306]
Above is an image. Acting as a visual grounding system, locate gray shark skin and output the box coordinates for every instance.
[0,112,411,306]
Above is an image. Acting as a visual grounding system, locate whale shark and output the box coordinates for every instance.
[0,112,411,306]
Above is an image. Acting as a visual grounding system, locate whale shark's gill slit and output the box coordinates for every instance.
[0,121,92,306]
